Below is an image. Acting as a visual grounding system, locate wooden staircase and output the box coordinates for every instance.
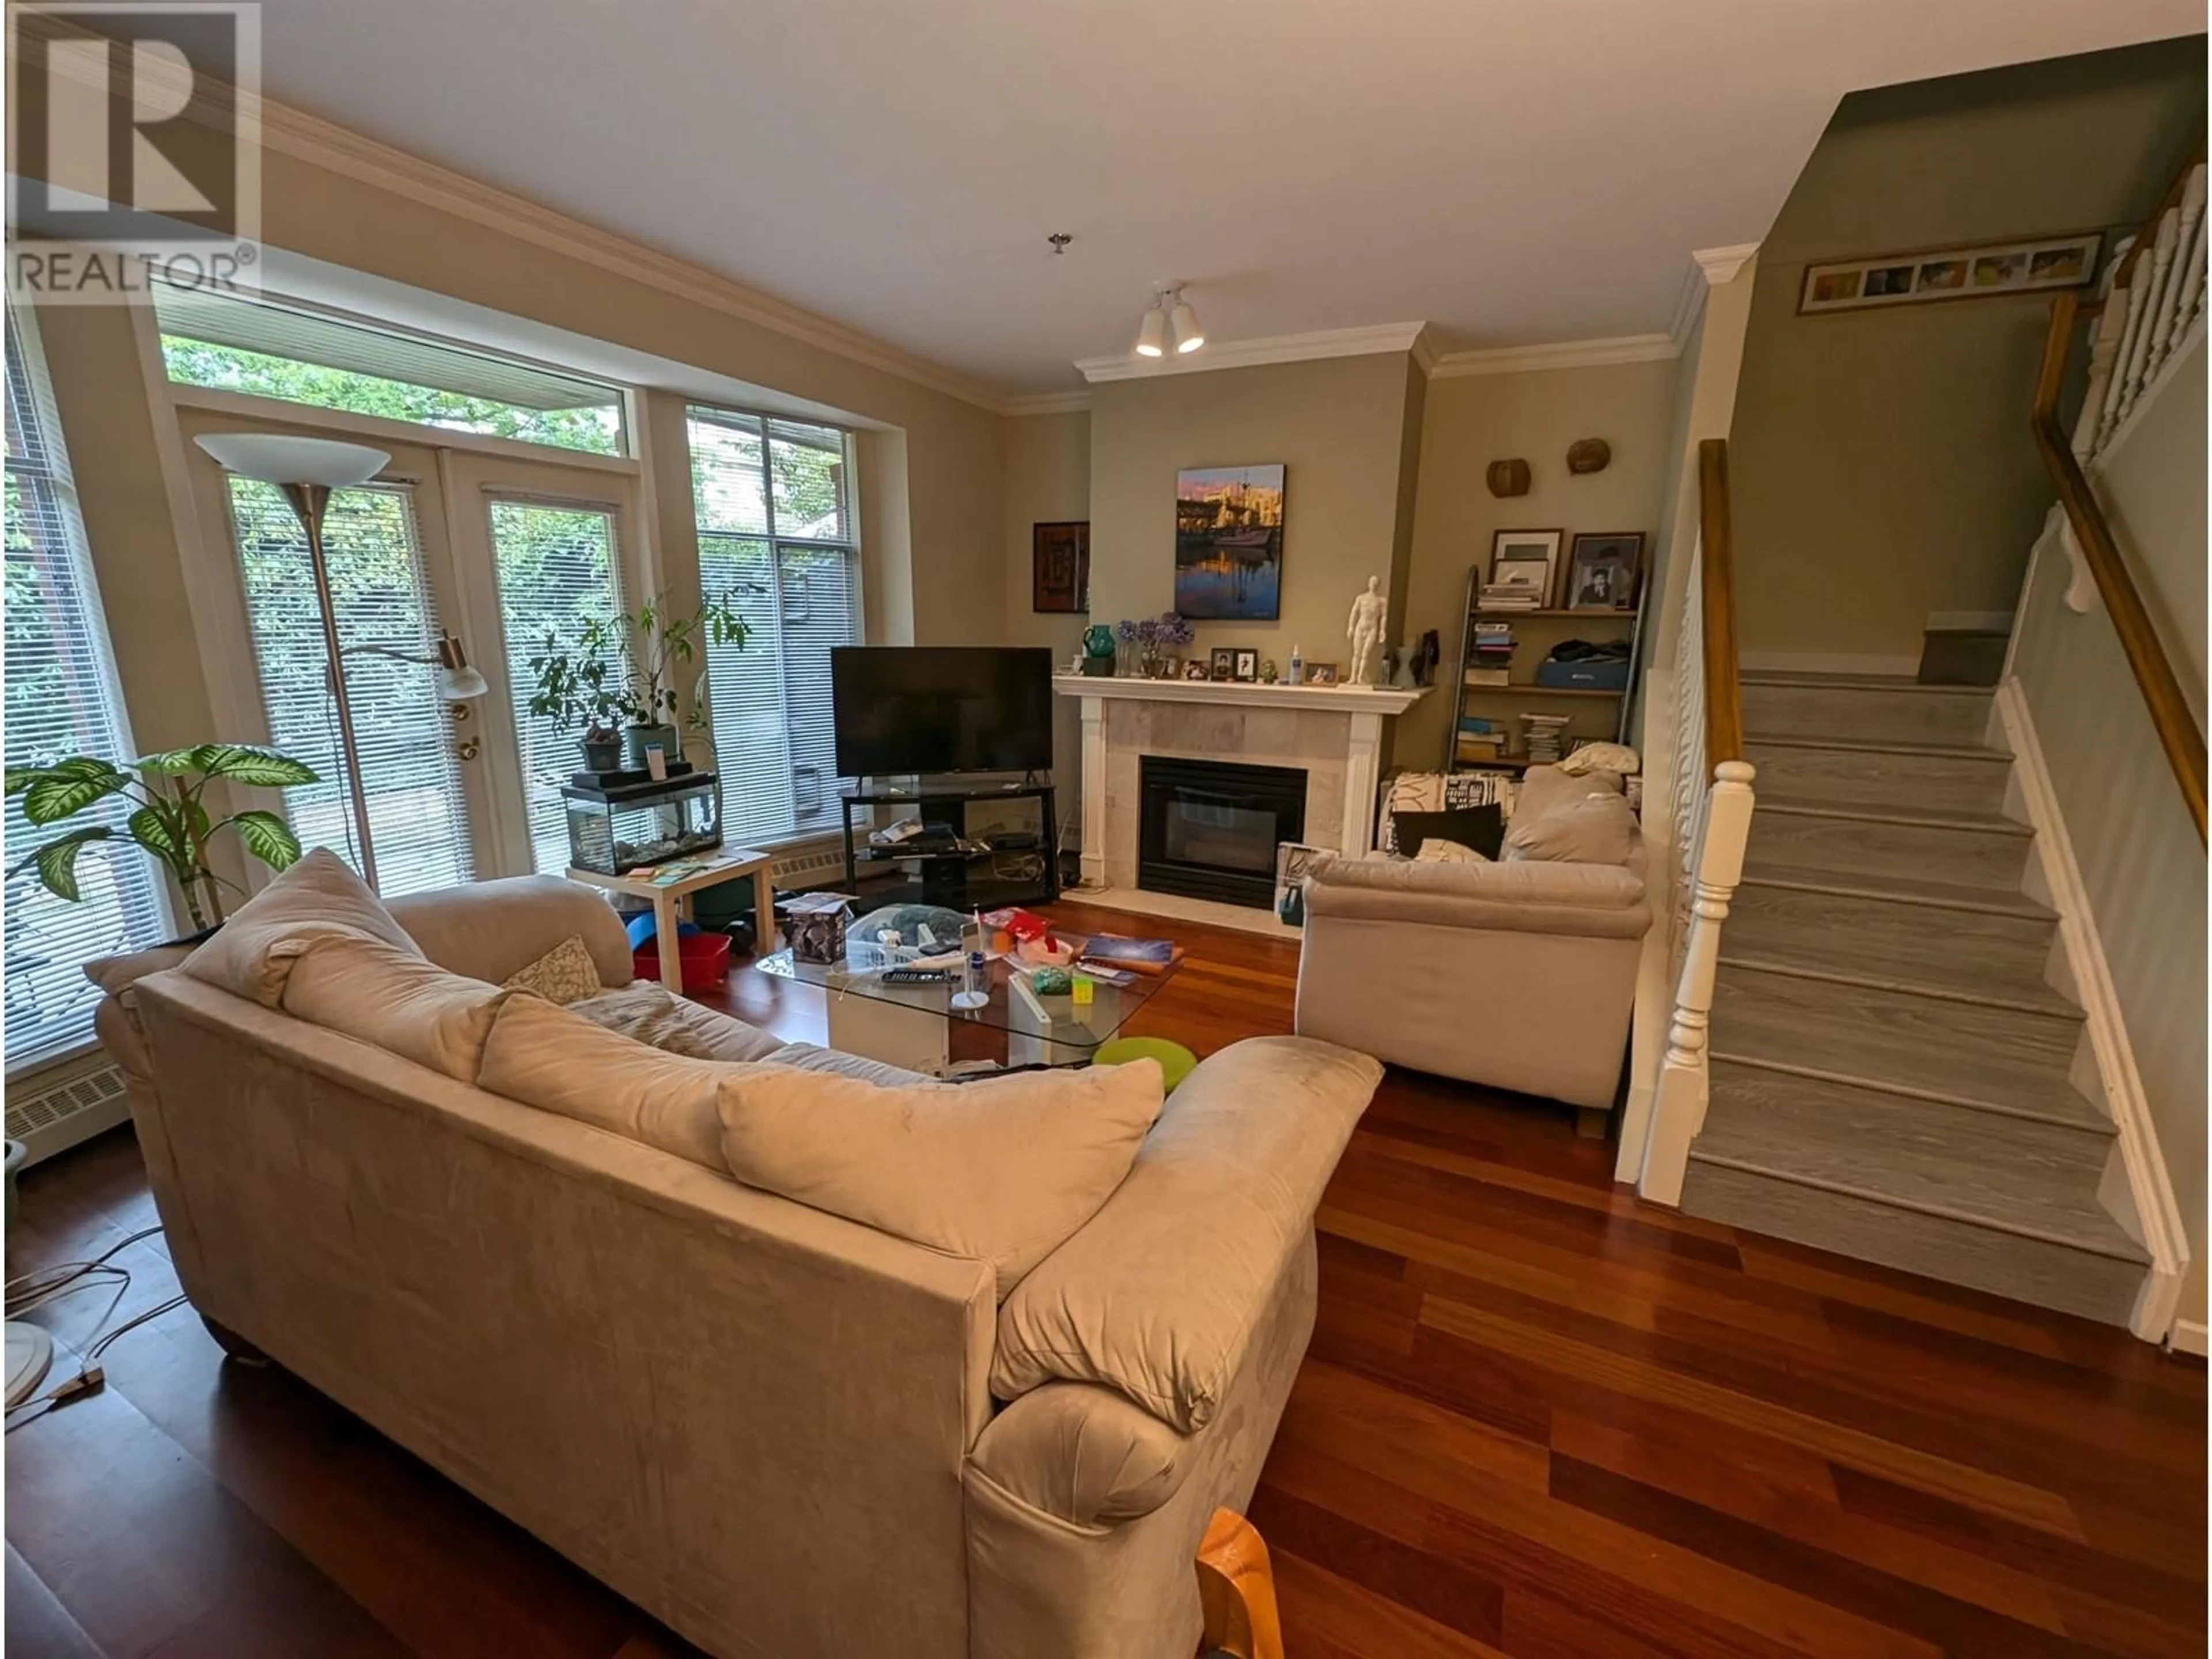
[1678,670,2149,1324]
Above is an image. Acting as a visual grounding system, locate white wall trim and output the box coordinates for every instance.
[2172,1319,2209,1358]
[1003,391,1093,418]
[1692,243,1760,286]
[1075,322,1430,384]
[1430,334,1679,379]
[1738,650,1920,678]
[1669,243,1762,348]
[1993,677,2189,1344]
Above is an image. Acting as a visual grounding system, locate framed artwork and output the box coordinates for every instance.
[1031,520,1089,612]
[1305,661,1340,686]
[1233,648,1260,683]
[1563,532,1644,611]
[1183,659,1210,680]
[1175,463,1285,619]
[1798,232,2101,315]
[1483,528,1562,609]
[1274,840,1327,926]
[1209,646,1237,681]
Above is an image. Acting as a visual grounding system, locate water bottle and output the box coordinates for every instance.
[952,949,989,1010]
[1287,643,1304,685]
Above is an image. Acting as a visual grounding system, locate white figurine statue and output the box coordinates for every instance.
[1346,574,1388,687]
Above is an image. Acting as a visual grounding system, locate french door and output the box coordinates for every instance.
[179,406,645,889]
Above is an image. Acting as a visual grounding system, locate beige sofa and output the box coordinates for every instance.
[90,866,1382,1659]
[1294,765,1650,1112]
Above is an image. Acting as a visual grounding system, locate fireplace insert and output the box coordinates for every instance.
[1138,755,1308,908]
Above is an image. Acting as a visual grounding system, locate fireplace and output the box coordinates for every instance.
[1138,755,1307,909]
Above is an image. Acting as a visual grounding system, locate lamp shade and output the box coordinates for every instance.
[194,432,391,487]
[1169,298,1205,354]
[435,664,490,701]
[1134,306,1167,358]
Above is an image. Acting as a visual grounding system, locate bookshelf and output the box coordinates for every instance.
[1444,562,1646,774]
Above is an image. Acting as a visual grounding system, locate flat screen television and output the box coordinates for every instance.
[831,646,1055,777]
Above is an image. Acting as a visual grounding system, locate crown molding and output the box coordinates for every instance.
[1429,333,1678,378]
[1075,321,1429,384]
[1669,241,1762,346]
[1002,390,1093,417]
[1693,242,1760,285]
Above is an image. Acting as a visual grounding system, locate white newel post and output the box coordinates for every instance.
[1078,694,1106,889]
[1639,758,1755,1206]
[1343,709,1385,857]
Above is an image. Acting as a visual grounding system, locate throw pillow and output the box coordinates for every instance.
[280,932,515,1082]
[1502,789,1637,866]
[570,979,788,1064]
[1414,838,1488,864]
[502,934,604,1005]
[717,1060,1167,1298]
[1558,741,1641,778]
[1389,803,1503,861]
[183,847,421,1007]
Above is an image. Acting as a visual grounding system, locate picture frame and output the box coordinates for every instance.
[1797,232,2101,315]
[1175,464,1286,620]
[1183,659,1211,680]
[1274,840,1327,927]
[1563,532,1644,611]
[1305,661,1340,686]
[1483,528,1562,611]
[1031,520,1089,612]
[1209,646,1237,681]
[1233,648,1260,683]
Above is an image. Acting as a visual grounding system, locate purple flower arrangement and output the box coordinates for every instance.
[1113,612,1196,675]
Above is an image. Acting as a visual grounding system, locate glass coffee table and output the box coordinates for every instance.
[756,949,1175,1073]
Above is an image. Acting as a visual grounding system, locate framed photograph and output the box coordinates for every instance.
[1305,661,1340,687]
[1798,232,2101,315]
[1209,646,1237,681]
[1483,528,1562,610]
[1274,840,1327,926]
[1031,520,1089,612]
[1175,463,1285,620]
[1233,648,1259,683]
[1563,532,1644,611]
[1183,659,1210,680]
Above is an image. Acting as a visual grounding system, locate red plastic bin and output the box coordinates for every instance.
[632,930,732,992]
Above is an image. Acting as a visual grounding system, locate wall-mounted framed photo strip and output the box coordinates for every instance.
[1798,232,2101,315]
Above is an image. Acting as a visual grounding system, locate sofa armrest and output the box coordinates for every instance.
[969,1382,1191,1527]
[1304,852,1648,938]
[385,874,636,988]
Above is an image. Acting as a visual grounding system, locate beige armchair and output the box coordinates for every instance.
[1293,767,1651,1115]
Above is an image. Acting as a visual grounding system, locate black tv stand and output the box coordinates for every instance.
[839,777,1059,910]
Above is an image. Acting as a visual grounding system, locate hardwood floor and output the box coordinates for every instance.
[7,899,2204,1658]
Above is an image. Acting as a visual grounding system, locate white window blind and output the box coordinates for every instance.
[487,497,624,872]
[688,407,858,843]
[226,479,474,895]
[3,305,170,1070]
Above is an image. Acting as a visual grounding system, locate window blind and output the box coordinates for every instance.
[487,497,625,872]
[688,408,859,844]
[3,305,169,1070]
[226,478,474,896]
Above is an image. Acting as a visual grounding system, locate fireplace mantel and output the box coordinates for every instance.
[1055,673,1431,898]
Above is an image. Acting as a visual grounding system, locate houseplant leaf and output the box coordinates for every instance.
[187,744,320,787]
[22,757,131,825]
[127,804,187,866]
[132,748,201,775]
[10,826,115,902]
[225,809,303,870]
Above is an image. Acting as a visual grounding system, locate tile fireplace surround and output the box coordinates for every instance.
[1053,675,1430,921]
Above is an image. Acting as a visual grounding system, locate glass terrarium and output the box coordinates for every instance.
[561,773,722,874]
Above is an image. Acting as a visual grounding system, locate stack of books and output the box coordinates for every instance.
[1455,715,1510,766]
[1476,584,1542,612]
[1467,620,1516,686]
[1520,713,1571,764]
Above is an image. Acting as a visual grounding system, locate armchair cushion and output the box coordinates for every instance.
[1302,851,1648,938]
[1389,802,1503,861]
[1503,786,1638,866]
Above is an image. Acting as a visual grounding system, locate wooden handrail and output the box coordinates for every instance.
[1696,438,1744,765]
[2031,291,2208,844]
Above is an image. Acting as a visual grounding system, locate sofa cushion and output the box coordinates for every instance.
[182,848,420,1007]
[717,1060,1166,1298]
[992,1035,1381,1431]
[479,993,767,1169]
[281,932,514,1083]
[1389,802,1502,860]
[570,979,789,1064]
[1503,786,1637,866]
[502,934,604,1005]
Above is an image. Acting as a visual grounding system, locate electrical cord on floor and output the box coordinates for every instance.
[6,1224,180,1430]
[5,1223,164,1317]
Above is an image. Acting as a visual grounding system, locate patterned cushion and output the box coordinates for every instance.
[501,934,604,1005]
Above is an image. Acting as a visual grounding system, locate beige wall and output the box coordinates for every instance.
[1001,411,1093,835]
[1731,38,2205,666]
[1086,354,1422,684]
[1397,359,1679,768]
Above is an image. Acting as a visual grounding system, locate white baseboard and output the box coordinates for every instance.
[1994,679,2189,1343]
[2172,1319,2209,1358]
[1739,650,1919,678]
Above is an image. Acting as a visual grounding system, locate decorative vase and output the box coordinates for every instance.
[1080,624,1116,677]
[581,734,623,774]
[624,723,680,769]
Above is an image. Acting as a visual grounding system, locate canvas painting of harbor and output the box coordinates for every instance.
[1175,463,1286,619]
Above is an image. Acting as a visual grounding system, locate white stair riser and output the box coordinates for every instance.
[1741,742,2012,816]
[1743,683,1993,746]
[1748,809,2032,888]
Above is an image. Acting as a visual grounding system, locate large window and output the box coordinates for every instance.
[154,284,625,456]
[3,306,169,1069]
[689,408,858,842]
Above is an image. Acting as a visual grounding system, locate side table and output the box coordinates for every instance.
[566,850,777,989]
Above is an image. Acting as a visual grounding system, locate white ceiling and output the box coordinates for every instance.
[247,0,2200,397]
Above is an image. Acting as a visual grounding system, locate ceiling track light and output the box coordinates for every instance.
[1134,282,1203,359]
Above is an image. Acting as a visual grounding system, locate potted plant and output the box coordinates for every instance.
[616,592,747,770]
[528,626,627,773]
[6,743,318,934]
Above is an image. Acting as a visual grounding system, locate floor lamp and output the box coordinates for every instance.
[192,432,467,892]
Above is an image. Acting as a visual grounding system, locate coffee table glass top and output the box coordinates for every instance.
[755,949,1173,1058]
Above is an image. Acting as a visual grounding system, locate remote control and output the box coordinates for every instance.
[883,968,955,984]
